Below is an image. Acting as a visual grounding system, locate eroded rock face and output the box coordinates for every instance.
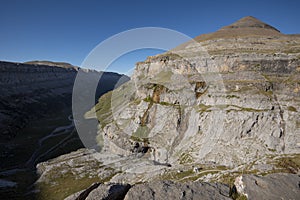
[94,16,300,168]
[36,16,300,199]
[234,173,300,200]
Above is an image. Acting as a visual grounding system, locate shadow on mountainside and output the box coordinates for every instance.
[0,61,129,199]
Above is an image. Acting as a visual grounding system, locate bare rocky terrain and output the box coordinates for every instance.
[5,16,300,199]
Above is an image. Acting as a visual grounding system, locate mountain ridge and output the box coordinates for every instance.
[24,60,78,69]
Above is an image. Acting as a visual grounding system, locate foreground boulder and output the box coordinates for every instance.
[124,181,231,200]
[66,181,230,200]
[234,173,300,200]
[65,182,130,200]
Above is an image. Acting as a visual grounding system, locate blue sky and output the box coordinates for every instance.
[1,0,300,74]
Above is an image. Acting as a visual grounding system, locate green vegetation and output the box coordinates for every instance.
[275,154,300,174]
[130,98,141,105]
[268,148,276,152]
[143,95,152,102]
[217,168,259,187]
[238,107,267,112]
[261,73,272,82]
[159,101,171,106]
[93,82,136,128]
[161,169,194,181]
[198,103,212,112]
[283,47,300,54]
[94,91,113,128]
[226,94,240,99]
[254,63,261,69]
[178,153,194,164]
[37,169,119,200]
[224,105,269,113]
[132,126,150,139]
[230,191,248,200]
[36,158,120,200]
[180,170,220,182]
[37,173,100,200]
[287,106,297,112]
[130,135,149,143]
[296,121,300,129]
[197,103,269,114]
[160,164,228,183]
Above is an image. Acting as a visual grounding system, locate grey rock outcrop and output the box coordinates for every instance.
[64,173,300,200]
[36,149,116,185]
[124,181,230,200]
[234,173,300,200]
[65,180,230,200]
[85,183,130,200]
[65,182,131,200]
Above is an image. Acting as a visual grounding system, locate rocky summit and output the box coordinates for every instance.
[36,16,300,199]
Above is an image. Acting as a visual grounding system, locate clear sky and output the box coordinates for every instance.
[1,0,300,74]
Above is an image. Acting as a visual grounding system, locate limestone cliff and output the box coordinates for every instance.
[95,16,300,167]
[36,17,300,199]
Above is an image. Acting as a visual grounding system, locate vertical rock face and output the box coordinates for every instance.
[94,16,300,167]
[0,61,129,140]
[0,61,77,140]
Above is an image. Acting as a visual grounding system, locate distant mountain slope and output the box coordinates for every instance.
[0,60,129,140]
[0,60,129,199]
[24,60,78,69]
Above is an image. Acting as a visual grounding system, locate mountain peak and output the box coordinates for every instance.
[221,16,280,32]
[195,16,282,42]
